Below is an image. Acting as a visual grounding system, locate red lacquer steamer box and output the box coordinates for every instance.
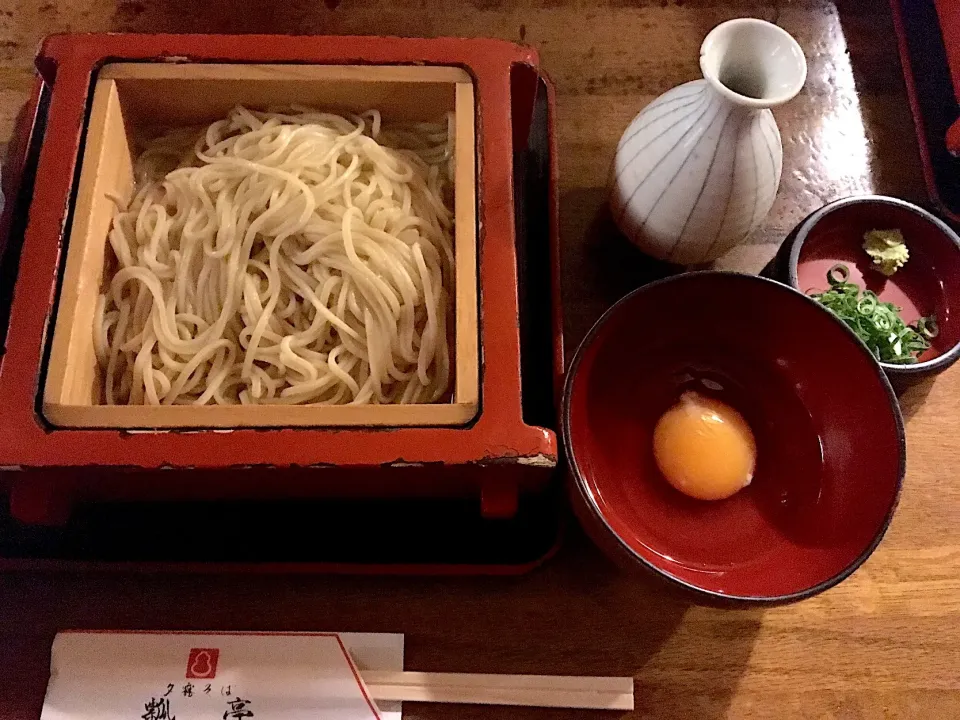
[0,34,562,528]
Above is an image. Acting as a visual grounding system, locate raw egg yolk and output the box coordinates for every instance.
[652,391,756,501]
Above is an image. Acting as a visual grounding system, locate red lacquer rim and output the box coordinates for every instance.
[0,34,558,470]
[561,272,906,604]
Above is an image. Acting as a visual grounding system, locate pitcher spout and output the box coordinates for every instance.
[700,18,807,110]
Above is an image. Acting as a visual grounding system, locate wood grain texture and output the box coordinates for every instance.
[42,78,132,409]
[0,0,957,719]
[360,670,635,709]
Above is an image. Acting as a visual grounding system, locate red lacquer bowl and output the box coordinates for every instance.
[563,272,905,603]
[785,195,960,380]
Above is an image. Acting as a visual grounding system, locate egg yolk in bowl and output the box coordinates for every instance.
[652,391,757,501]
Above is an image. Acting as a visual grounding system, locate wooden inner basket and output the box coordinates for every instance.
[42,63,479,428]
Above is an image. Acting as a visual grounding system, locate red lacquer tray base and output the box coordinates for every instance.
[0,490,564,575]
[0,38,564,573]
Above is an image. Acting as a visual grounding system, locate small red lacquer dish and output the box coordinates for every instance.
[783,196,960,382]
[562,272,905,604]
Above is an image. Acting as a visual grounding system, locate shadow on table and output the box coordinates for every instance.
[400,535,766,720]
[894,374,936,422]
[1,524,763,720]
[833,0,929,203]
[559,186,680,360]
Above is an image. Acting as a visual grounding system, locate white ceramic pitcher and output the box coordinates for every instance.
[611,18,807,264]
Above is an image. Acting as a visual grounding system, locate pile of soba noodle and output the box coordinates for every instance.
[94,105,455,406]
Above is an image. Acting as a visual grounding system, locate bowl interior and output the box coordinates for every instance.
[565,273,903,600]
[794,200,960,363]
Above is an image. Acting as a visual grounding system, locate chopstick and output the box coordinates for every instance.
[359,670,634,710]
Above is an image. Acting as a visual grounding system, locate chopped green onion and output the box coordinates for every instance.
[856,293,877,316]
[916,316,939,339]
[827,263,850,286]
[809,264,937,364]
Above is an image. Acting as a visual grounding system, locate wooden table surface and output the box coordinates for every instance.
[1,1,959,718]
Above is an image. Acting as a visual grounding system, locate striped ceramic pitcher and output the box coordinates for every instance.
[611,18,806,265]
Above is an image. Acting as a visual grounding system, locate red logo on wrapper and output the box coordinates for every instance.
[186,648,219,679]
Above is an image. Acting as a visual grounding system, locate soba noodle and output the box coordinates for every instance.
[94,105,455,406]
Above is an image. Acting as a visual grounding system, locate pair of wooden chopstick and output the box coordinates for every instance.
[360,670,634,710]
